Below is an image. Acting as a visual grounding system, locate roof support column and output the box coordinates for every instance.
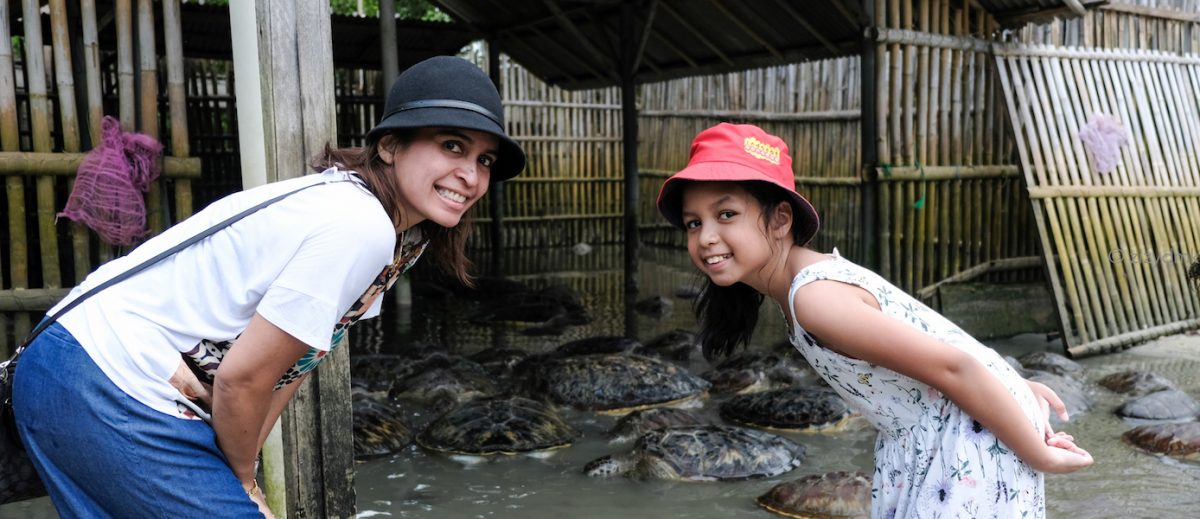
[620,0,640,339]
[860,0,880,271]
[487,39,506,276]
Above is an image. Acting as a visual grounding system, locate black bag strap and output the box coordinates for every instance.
[12,177,357,356]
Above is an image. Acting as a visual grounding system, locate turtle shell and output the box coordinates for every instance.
[1018,351,1084,379]
[1116,389,1200,421]
[604,407,709,443]
[720,386,854,431]
[352,394,412,460]
[416,396,579,456]
[527,354,710,414]
[1122,422,1200,459]
[757,471,872,519]
[629,425,806,481]
[1098,371,1175,397]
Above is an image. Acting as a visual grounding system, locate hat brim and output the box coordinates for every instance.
[656,161,820,246]
[366,106,527,182]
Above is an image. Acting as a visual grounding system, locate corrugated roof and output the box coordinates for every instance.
[433,0,1091,90]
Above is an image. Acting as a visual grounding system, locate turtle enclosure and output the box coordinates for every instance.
[1,1,1199,354]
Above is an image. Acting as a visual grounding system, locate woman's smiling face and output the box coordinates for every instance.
[381,127,499,229]
[680,182,773,287]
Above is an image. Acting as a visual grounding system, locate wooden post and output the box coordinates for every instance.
[860,0,879,269]
[379,0,397,85]
[487,39,506,275]
[162,0,193,220]
[229,1,354,518]
[620,1,640,339]
[136,0,163,233]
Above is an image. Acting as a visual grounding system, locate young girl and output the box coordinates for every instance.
[656,123,1092,518]
[13,56,524,518]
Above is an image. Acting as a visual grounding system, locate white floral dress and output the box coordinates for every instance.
[786,250,1045,519]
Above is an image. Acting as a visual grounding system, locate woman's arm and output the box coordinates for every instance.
[212,313,310,492]
[793,281,1093,474]
[256,373,307,453]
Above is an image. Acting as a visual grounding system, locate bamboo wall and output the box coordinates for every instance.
[0,0,200,352]
[1018,0,1200,52]
[994,44,1200,356]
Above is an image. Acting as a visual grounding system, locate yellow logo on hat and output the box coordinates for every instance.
[743,137,780,165]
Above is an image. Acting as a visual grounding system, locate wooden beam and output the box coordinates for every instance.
[659,1,734,66]
[639,108,860,121]
[0,288,72,311]
[770,0,839,55]
[542,0,619,83]
[707,0,783,60]
[632,0,659,75]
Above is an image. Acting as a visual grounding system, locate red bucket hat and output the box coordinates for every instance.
[655,123,820,245]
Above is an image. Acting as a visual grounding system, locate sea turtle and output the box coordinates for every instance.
[555,335,641,356]
[523,354,710,414]
[583,425,806,481]
[634,329,702,361]
[1098,370,1176,397]
[1026,371,1093,419]
[1122,422,1200,460]
[1116,389,1200,421]
[351,389,413,460]
[604,408,710,444]
[702,352,820,395]
[416,396,579,458]
[720,386,857,432]
[388,355,499,408]
[1018,351,1084,379]
[634,295,674,318]
[468,347,530,378]
[756,471,872,519]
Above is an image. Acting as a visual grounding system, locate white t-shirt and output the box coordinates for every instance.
[52,167,396,418]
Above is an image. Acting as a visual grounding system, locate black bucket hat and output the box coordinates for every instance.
[366,56,527,182]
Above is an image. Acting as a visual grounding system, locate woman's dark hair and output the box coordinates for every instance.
[694,180,807,361]
[311,130,474,286]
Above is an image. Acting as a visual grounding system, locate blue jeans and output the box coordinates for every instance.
[11,322,263,518]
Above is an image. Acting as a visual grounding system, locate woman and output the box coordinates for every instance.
[12,55,524,518]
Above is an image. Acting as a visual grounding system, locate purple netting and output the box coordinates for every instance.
[1077,112,1129,175]
[59,116,163,246]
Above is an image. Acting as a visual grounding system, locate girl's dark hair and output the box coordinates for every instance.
[311,131,474,286]
[694,180,807,361]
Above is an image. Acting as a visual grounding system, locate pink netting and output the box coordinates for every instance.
[1077,113,1129,175]
[59,116,163,246]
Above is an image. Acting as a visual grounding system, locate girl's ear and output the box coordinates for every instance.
[768,203,793,239]
[377,135,399,165]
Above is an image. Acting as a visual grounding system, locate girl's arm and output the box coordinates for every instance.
[212,313,310,493]
[793,280,1093,474]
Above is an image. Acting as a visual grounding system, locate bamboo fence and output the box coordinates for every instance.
[865,0,1042,295]
[0,0,200,353]
[994,44,1200,357]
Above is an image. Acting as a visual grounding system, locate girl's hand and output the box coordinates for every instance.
[1035,439,1094,474]
[1026,379,1068,439]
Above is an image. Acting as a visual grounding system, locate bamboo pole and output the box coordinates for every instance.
[0,0,26,293]
[137,0,163,233]
[21,0,62,289]
[163,0,193,221]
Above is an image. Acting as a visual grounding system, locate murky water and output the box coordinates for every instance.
[3,244,1198,518]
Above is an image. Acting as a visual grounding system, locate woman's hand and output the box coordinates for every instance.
[170,359,213,408]
[246,481,275,519]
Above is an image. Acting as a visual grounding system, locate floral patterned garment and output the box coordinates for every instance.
[786,249,1045,519]
[182,227,428,391]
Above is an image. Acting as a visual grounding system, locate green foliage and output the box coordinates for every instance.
[184,0,447,21]
[10,36,22,57]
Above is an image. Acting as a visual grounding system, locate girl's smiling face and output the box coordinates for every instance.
[380,127,499,229]
[680,182,775,287]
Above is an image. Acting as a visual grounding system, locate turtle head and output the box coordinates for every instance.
[583,455,627,478]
